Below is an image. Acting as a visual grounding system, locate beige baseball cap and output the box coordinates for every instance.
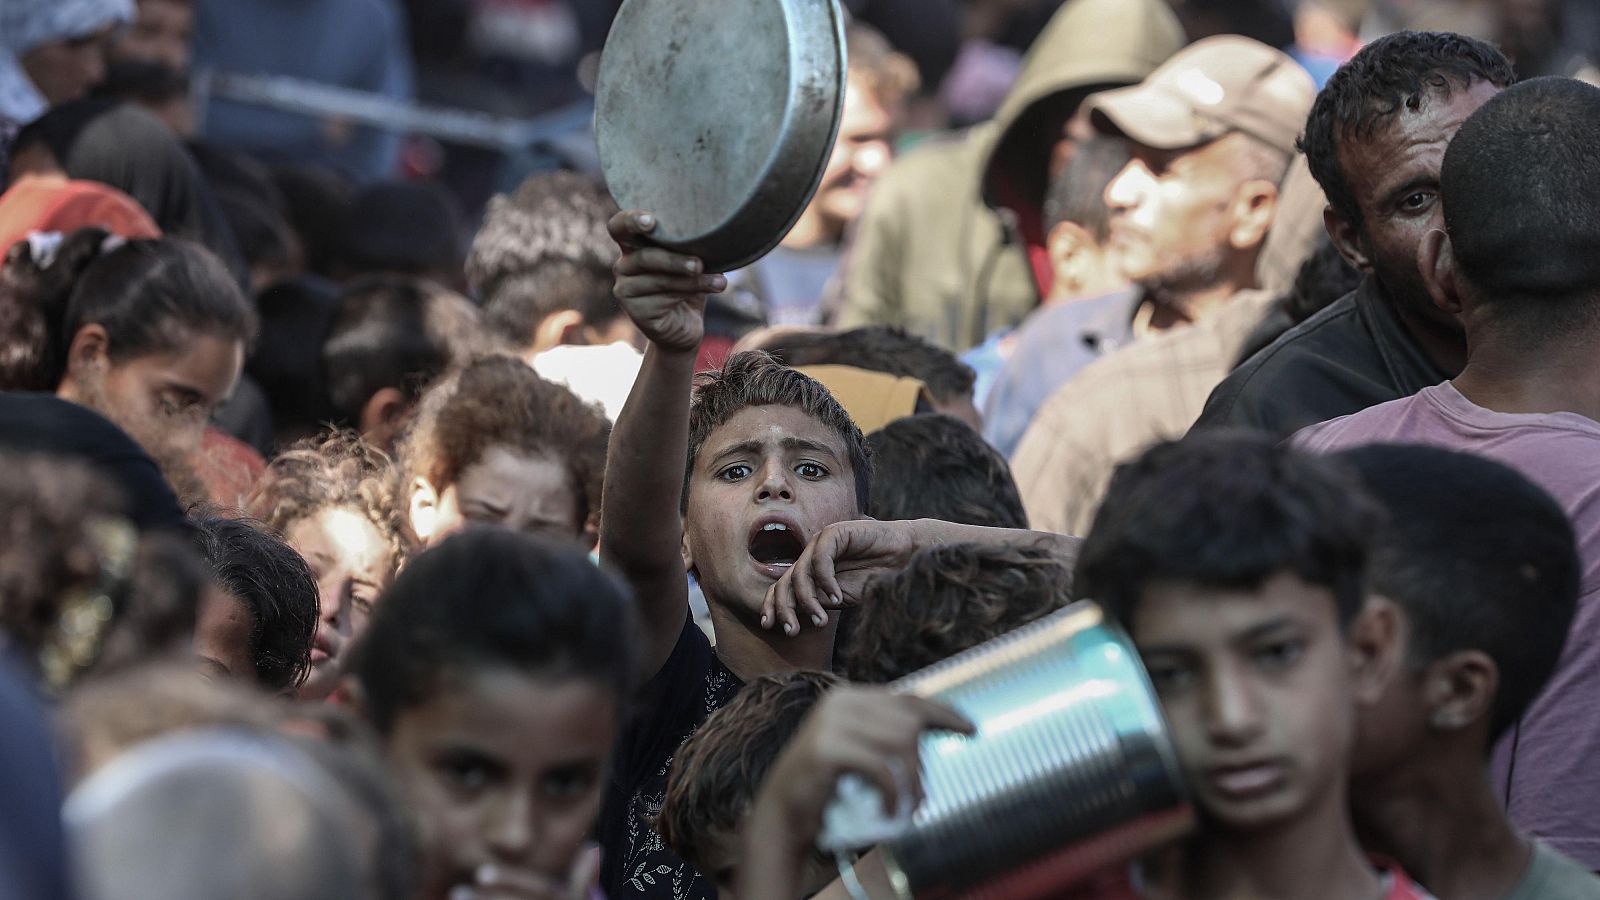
[1086,35,1316,156]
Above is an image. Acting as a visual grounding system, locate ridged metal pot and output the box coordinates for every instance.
[595,0,847,273]
[820,602,1193,900]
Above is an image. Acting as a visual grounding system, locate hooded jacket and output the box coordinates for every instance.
[834,0,1184,351]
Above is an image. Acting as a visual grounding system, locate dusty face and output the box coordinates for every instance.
[111,0,194,71]
[285,507,395,701]
[683,405,861,621]
[411,447,582,549]
[1133,572,1357,832]
[1104,134,1255,296]
[65,331,244,461]
[20,26,116,105]
[812,75,895,240]
[193,587,254,683]
[1335,81,1500,332]
[385,668,616,900]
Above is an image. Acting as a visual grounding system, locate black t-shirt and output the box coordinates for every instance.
[599,616,743,900]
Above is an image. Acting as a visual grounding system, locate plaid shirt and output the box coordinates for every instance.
[1012,289,1277,536]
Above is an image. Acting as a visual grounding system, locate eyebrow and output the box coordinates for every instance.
[1137,614,1304,657]
[707,437,842,467]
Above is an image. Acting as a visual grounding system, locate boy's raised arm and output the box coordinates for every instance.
[600,211,727,681]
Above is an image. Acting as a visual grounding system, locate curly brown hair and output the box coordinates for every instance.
[247,430,405,570]
[843,543,1074,684]
[398,355,612,537]
[658,670,839,875]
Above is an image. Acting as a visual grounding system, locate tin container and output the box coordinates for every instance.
[595,0,847,273]
[819,602,1193,900]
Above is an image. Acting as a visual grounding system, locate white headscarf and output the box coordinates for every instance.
[0,0,134,124]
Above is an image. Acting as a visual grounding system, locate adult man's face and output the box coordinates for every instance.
[1328,81,1501,331]
[812,74,895,241]
[1103,132,1261,298]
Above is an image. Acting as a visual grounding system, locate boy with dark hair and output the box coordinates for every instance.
[844,542,1070,684]
[466,171,636,359]
[865,414,1026,528]
[602,211,1079,899]
[320,275,485,452]
[657,671,840,897]
[1335,444,1599,899]
[757,326,981,429]
[1072,432,1424,899]
[191,515,319,695]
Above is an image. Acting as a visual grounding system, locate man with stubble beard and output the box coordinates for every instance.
[1195,31,1514,435]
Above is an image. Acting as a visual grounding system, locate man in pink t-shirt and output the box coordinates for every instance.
[1292,77,1600,868]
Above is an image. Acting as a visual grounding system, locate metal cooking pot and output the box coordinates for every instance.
[595,0,847,273]
[820,602,1194,900]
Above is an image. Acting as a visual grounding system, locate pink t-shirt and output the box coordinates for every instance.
[1293,382,1600,869]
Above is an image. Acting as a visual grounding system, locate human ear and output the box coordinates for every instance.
[409,476,439,545]
[1047,221,1095,296]
[1324,205,1371,273]
[533,309,586,353]
[359,387,412,452]
[1418,228,1463,318]
[1422,650,1498,732]
[1347,596,1403,707]
[1227,180,1280,252]
[64,323,112,380]
[681,530,696,578]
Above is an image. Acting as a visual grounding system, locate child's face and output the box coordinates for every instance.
[385,666,617,900]
[284,506,395,701]
[683,405,861,619]
[1132,572,1359,832]
[1349,608,1431,779]
[411,446,582,548]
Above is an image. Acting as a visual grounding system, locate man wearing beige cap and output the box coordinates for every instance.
[1011,36,1316,537]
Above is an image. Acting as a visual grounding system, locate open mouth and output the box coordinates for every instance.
[748,517,806,578]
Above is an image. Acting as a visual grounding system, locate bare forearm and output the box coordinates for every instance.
[599,344,696,594]
[908,519,1083,561]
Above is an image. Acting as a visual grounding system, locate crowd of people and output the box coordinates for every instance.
[0,0,1598,898]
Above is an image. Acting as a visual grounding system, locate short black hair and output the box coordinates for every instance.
[1285,235,1363,325]
[322,276,485,425]
[658,670,838,875]
[339,181,465,278]
[246,277,339,445]
[480,258,620,350]
[353,527,637,734]
[1043,135,1128,242]
[1298,31,1513,229]
[466,171,622,345]
[1441,76,1600,330]
[1074,431,1377,629]
[192,516,319,692]
[1336,444,1578,741]
[759,327,975,406]
[865,414,1026,528]
[846,543,1074,684]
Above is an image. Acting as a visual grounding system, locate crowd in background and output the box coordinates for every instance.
[1,0,1600,898]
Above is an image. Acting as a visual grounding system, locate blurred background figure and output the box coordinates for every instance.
[191,0,414,183]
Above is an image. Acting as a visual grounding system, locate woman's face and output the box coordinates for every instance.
[410,447,582,549]
[285,507,395,702]
[385,667,617,900]
[61,329,245,462]
[21,26,117,105]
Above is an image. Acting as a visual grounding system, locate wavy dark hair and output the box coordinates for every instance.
[0,229,255,391]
